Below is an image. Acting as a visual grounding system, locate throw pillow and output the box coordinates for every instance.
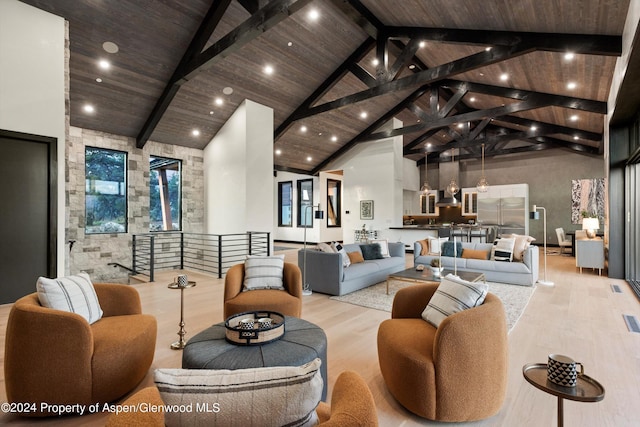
[421,274,489,328]
[36,272,103,324]
[155,359,323,427]
[331,242,351,267]
[418,239,429,256]
[490,237,516,262]
[316,242,335,253]
[442,241,463,257]
[505,234,536,261]
[243,254,285,291]
[462,248,489,260]
[347,251,365,264]
[360,243,383,260]
[427,237,448,255]
[371,239,391,257]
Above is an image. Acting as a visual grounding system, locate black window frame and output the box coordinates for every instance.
[297,179,313,228]
[278,181,293,227]
[149,155,182,232]
[326,178,341,227]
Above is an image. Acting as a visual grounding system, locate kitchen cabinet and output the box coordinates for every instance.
[461,188,477,216]
[420,191,439,216]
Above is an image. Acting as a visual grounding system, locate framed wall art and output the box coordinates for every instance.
[360,200,374,220]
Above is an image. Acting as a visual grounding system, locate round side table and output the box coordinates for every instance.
[523,363,605,427]
[168,280,196,349]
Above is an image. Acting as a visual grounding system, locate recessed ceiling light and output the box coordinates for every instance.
[300,125,307,132]
[479,72,485,77]
[567,82,577,90]
[372,58,379,66]
[417,119,421,123]
[83,104,95,113]
[307,156,312,162]
[419,41,426,48]
[308,9,319,20]
[98,59,110,70]
[564,52,575,60]
[426,143,432,148]
[214,97,223,106]
[485,47,492,51]
[573,135,579,140]
[275,149,282,155]
[457,123,464,129]
[209,111,214,115]
[287,41,293,47]
[499,73,509,81]
[222,87,233,95]
[102,41,119,54]
[531,126,537,131]
[264,65,274,75]
[469,96,476,102]
[360,112,368,119]
[408,64,416,70]
[331,136,338,142]
[192,129,200,137]
[95,78,102,83]
[318,132,322,136]
[570,114,579,121]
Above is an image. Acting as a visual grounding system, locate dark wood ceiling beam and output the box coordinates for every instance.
[444,79,607,113]
[438,84,468,118]
[348,64,377,87]
[375,31,390,81]
[385,27,622,55]
[469,118,491,140]
[136,0,233,148]
[386,38,422,82]
[273,164,315,175]
[403,129,441,154]
[497,115,602,141]
[292,44,533,120]
[275,37,376,139]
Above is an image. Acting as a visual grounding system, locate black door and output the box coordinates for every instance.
[0,130,57,304]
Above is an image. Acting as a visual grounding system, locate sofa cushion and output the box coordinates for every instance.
[421,274,488,328]
[427,237,448,255]
[316,242,335,253]
[347,251,364,264]
[360,243,383,260]
[418,239,430,256]
[442,241,463,257]
[490,237,516,262]
[505,234,536,261]
[243,255,285,291]
[155,359,322,427]
[343,261,380,281]
[371,239,391,257]
[462,248,489,260]
[36,272,103,324]
[332,242,351,267]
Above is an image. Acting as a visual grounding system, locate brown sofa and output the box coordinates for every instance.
[4,284,157,416]
[377,283,508,422]
[106,370,378,426]
[224,262,303,318]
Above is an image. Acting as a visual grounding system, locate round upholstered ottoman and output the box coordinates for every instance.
[182,316,328,400]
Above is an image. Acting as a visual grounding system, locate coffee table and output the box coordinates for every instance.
[386,268,486,294]
[182,316,328,400]
[523,363,605,427]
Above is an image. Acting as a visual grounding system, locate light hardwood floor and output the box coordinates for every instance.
[1,247,639,426]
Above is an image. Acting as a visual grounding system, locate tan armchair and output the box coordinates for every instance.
[106,370,378,426]
[4,284,157,416]
[223,262,303,318]
[377,283,507,422]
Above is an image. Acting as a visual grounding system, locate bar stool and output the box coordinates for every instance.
[470,227,487,243]
[451,227,469,242]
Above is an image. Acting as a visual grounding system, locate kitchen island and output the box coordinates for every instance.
[388,225,492,251]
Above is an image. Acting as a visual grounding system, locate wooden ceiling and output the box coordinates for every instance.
[20,0,630,173]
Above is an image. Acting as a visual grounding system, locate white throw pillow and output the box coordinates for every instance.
[36,272,103,324]
[505,234,535,261]
[316,242,335,253]
[421,274,489,328]
[427,237,449,255]
[490,237,516,262]
[331,241,351,267]
[155,359,323,427]
[371,239,391,257]
[243,254,285,291]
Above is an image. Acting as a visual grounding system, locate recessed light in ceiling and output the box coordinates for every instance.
[469,96,476,102]
[222,87,233,95]
[570,114,579,121]
[485,47,492,51]
[300,125,307,132]
[287,41,293,47]
[307,156,312,162]
[102,41,119,54]
[83,104,95,113]
[192,129,200,137]
[95,78,102,83]
[573,135,579,140]
[98,59,110,70]
[214,97,223,106]
[531,126,537,131]
[457,123,464,129]
[499,73,509,81]
[417,119,421,123]
[275,149,282,155]
[308,9,319,20]
[408,64,416,70]
[209,111,214,115]
[360,112,368,119]
[564,52,575,60]
[372,58,379,66]
[331,136,338,142]
[426,143,432,148]
[419,41,426,48]
[567,82,577,90]
[263,65,274,75]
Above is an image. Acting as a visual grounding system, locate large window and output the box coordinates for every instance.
[150,156,182,231]
[85,147,127,234]
[326,179,341,227]
[278,181,292,227]
[297,179,313,227]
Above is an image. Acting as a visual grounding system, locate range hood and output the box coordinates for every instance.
[436,190,461,207]
[436,154,461,207]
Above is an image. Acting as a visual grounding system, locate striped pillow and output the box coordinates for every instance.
[243,255,285,291]
[421,274,488,328]
[36,272,103,324]
[155,359,323,427]
[491,237,516,262]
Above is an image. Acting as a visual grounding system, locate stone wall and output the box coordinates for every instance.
[66,127,204,281]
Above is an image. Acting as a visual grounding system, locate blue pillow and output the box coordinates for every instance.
[360,243,383,260]
[442,241,463,257]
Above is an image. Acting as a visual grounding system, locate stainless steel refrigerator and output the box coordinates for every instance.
[477,196,528,239]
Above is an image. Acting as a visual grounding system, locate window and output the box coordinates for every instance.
[278,181,292,227]
[297,179,313,227]
[149,156,182,231]
[326,179,341,227]
[85,147,127,234]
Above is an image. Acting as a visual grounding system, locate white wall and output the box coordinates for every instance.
[203,99,273,237]
[0,0,66,274]
[273,171,319,242]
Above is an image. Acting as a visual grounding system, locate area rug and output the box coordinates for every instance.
[330,279,536,333]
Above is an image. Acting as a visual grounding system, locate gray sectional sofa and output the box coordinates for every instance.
[298,242,406,296]
[413,241,539,286]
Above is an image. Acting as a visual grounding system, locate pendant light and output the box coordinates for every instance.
[446,149,459,196]
[419,153,431,194]
[476,143,489,192]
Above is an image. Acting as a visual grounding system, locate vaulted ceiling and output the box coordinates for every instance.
[20,0,630,174]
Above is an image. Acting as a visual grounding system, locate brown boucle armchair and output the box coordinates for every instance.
[223,262,303,318]
[105,370,378,426]
[4,284,157,416]
[377,283,508,422]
